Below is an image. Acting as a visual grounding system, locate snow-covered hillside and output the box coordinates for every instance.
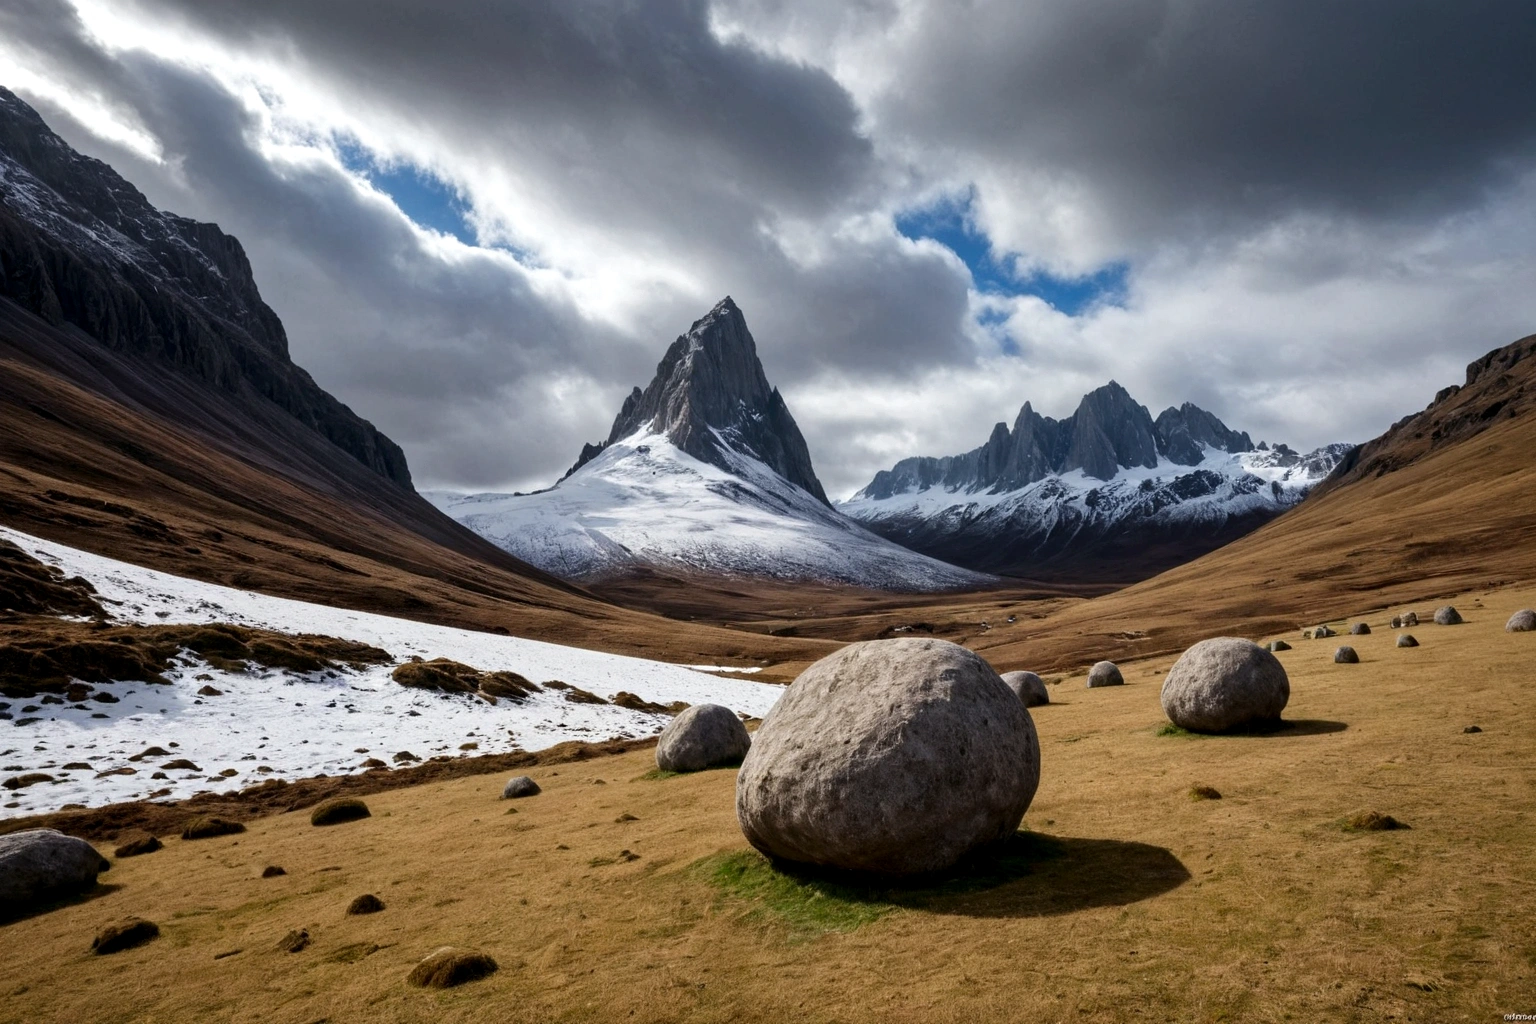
[0,527,783,816]
[428,429,992,590]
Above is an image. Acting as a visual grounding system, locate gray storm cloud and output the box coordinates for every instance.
[2,0,1535,496]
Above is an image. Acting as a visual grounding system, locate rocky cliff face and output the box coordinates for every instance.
[0,87,411,487]
[565,297,828,504]
[843,383,1348,582]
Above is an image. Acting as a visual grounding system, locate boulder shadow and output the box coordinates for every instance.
[1238,718,1348,737]
[766,831,1190,920]
[0,881,122,927]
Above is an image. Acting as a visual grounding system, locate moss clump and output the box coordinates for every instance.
[181,816,245,840]
[91,918,159,955]
[406,947,499,988]
[346,893,385,915]
[113,834,162,857]
[310,797,370,826]
[1344,811,1409,832]
[1189,786,1222,801]
[1155,722,1201,738]
[696,852,897,937]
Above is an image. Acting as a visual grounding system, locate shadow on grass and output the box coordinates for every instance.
[1157,718,1347,738]
[634,761,743,782]
[696,831,1189,934]
[0,881,122,927]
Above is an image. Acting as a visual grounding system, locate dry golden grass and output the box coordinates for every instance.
[3,585,1533,1023]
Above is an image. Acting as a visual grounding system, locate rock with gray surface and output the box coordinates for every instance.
[1313,624,1336,638]
[501,776,540,799]
[1434,606,1463,625]
[1000,670,1050,707]
[735,638,1039,876]
[655,703,751,772]
[1403,612,1419,626]
[1334,646,1360,664]
[1397,634,1419,648]
[1159,638,1290,733]
[1350,623,1371,635]
[0,828,109,909]
[1086,661,1124,688]
[1505,609,1535,632]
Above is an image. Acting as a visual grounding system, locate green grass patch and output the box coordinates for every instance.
[1156,722,1202,738]
[636,767,682,781]
[694,851,895,937]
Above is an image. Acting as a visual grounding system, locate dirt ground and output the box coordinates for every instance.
[3,585,1533,1023]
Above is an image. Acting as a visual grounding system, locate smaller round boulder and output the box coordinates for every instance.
[1000,670,1050,707]
[1350,623,1371,635]
[346,893,385,915]
[655,703,751,772]
[1334,646,1360,664]
[1397,634,1419,648]
[1086,661,1124,688]
[1390,616,1402,629]
[0,829,109,908]
[1268,640,1292,652]
[502,775,540,799]
[1403,612,1419,626]
[1160,638,1290,733]
[310,797,370,827]
[1313,625,1336,638]
[1434,606,1463,625]
[1505,609,1536,632]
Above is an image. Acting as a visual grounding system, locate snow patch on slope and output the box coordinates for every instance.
[0,527,783,817]
[428,430,991,591]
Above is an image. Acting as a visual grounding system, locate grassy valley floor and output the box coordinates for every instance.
[2,586,1534,1022]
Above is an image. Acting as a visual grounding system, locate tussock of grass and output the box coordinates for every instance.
[637,767,682,781]
[1156,722,1201,738]
[1189,785,1222,801]
[1343,811,1410,832]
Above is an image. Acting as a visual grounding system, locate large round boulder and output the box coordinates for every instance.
[1506,609,1536,632]
[1086,661,1124,688]
[655,704,751,772]
[0,829,109,909]
[1434,606,1463,625]
[735,638,1039,876]
[1159,638,1290,733]
[1000,670,1049,707]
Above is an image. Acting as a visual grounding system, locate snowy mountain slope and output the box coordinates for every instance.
[431,298,992,591]
[0,527,783,816]
[841,382,1352,580]
[427,428,991,590]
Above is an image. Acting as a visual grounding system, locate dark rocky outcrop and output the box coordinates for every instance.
[564,298,827,503]
[0,87,410,487]
[736,638,1038,876]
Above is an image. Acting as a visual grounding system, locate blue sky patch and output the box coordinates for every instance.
[896,197,1126,316]
[336,139,477,246]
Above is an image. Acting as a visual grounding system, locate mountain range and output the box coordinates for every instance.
[841,382,1350,580]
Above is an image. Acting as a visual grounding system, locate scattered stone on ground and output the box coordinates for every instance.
[1000,670,1050,707]
[1350,623,1371,635]
[1160,638,1290,733]
[3,773,54,790]
[310,797,370,827]
[1313,624,1336,638]
[736,638,1039,876]
[1334,646,1360,664]
[1268,640,1291,652]
[0,828,110,907]
[1506,609,1536,632]
[1434,606,1463,625]
[112,835,161,858]
[180,816,245,840]
[407,946,499,988]
[261,865,286,878]
[611,691,687,715]
[1390,616,1402,628]
[346,893,385,915]
[128,747,170,762]
[655,704,751,772]
[91,917,159,954]
[393,751,419,764]
[1403,612,1419,626]
[615,812,638,822]
[1086,661,1124,688]
[1346,811,1409,831]
[1397,634,1419,648]
[502,775,540,799]
[161,759,199,771]
[361,758,388,769]
[1189,785,1222,801]
[1463,725,1483,734]
[276,929,310,953]
[196,684,222,697]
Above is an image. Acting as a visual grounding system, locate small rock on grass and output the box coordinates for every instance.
[310,797,370,826]
[1434,606,1463,625]
[1086,661,1124,688]
[1333,646,1360,664]
[1268,640,1291,652]
[91,918,159,954]
[1345,811,1409,831]
[113,835,162,858]
[261,865,286,878]
[1189,785,1222,801]
[1350,623,1371,635]
[502,776,540,799]
[1506,609,1536,632]
[1463,725,1482,734]
[1397,634,1419,648]
[276,929,310,953]
[346,893,385,915]
[407,947,499,988]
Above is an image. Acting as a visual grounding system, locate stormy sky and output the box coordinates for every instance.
[3,0,1535,498]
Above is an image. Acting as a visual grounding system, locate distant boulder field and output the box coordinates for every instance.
[736,638,1039,876]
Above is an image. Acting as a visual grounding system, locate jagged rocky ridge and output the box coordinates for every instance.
[565,298,827,503]
[0,86,410,486]
[430,300,989,590]
[842,382,1351,581]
